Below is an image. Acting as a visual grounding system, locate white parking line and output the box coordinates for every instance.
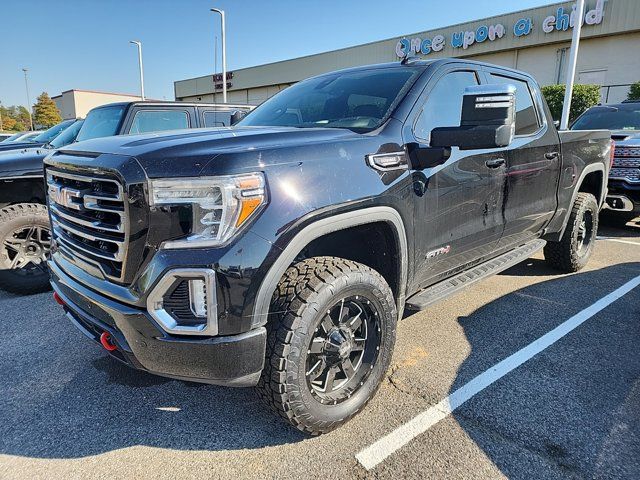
[355,274,640,471]
[596,236,640,246]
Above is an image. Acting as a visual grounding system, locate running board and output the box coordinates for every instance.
[405,239,546,311]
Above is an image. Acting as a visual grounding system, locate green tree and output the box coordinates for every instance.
[628,81,640,101]
[33,92,61,128]
[541,84,601,123]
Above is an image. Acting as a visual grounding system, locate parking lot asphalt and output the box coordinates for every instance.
[1,218,639,480]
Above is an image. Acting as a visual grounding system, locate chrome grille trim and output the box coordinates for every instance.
[47,169,128,281]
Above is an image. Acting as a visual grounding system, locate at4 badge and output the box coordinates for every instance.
[426,245,451,259]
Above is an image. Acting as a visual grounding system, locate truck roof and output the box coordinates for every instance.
[89,101,253,110]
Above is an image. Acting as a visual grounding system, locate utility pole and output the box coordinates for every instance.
[211,8,227,103]
[0,100,3,131]
[22,68,34,130]
[129,40,146,100]
[560,0,586,130]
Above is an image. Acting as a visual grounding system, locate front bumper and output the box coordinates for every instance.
[49,260,266,387]
[606,181,640,213]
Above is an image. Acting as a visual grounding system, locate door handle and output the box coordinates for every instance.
[485,158,506,168]
[545,151,560,160]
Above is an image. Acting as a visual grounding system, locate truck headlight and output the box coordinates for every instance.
[150,173,266,248]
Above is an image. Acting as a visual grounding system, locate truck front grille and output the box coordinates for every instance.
[47,169,128,281]
[610,167,640,183]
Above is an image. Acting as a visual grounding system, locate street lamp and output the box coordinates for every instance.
[211,8,227,103]
[21,68,34,131]
[129,40,146,101]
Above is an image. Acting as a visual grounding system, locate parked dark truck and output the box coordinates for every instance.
[45,59,611,434]
[0,101,252,294]
[571,100,640,224]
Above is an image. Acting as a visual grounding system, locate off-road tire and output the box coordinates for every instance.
[256,256,397,435]
[544,192,599,273]
[0,203,52,295]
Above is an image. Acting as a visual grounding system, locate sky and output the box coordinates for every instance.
[1,0,556,108]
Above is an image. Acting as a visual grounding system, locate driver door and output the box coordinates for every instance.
[405,67,507,291]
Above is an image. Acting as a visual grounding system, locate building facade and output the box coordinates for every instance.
[174,0,640,106]
[52,89,142,119]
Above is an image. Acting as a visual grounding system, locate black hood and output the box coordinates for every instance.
[0,141,45,153]
[58,126,361,178]
[0,146,50,178]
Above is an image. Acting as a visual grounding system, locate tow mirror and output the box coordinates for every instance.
[230,110,247,125]
[431,84,516,150]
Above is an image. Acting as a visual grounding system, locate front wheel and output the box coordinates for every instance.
[256,256,397,435]
[544,192,599,273]
[0,203,52,295]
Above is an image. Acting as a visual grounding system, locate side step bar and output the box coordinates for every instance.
[405,239,546,311]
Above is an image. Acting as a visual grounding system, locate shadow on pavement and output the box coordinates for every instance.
[0,295,305,459]
[451,261,640,479]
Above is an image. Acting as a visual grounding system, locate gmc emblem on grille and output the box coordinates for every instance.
[48,185,83,210]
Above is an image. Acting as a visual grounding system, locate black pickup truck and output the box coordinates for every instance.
[45,59,611,434]
[0,101,251,294]
[571,100,640,224]
[0,119,76,153]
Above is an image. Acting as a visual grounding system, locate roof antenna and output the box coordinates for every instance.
[401,54,416,65]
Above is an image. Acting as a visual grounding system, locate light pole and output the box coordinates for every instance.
[0,100,3,132]
[22,68,34,131]
[129,40,146,101]
[211,8,227,103]
[560,0,586,130]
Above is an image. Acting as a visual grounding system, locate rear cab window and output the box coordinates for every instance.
[128,109,190,134]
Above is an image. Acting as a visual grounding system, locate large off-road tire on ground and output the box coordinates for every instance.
[544,192,599,273]
[0,203,52,295]
[256,256,397,435]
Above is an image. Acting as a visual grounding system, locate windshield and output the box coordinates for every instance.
[572,105,640,131]
[49,120,84,149]
[33,119,75,143]
[238,67,422,132]
[75,105,125,142]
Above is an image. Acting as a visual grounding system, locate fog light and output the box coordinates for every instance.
[189,279,207,318]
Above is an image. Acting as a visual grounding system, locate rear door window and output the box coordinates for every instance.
[129,110,190,134]
[489,74,540,135]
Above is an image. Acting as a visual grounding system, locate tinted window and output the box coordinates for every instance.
[203,111,232,127]
[129,110,190,134]
[49,120,84,148]
[1,133,25,143]
[571,105,640,131]
[414,71,479,141]
[489,74,540,135]
[239,67,421,133]
[33,119,75,143]
[76,105,126,142]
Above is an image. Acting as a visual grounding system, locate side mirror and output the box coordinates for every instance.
[406,143,451,170]
[431,84,516,150]
[230,110,247,125]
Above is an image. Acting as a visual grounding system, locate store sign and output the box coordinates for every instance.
[396,0,605,58]
[212,71,234,91]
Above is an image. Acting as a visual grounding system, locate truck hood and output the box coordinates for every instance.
[0,141,45,153]
[58,126,361,177]
[0,146,50,178]
[610,130,640,146]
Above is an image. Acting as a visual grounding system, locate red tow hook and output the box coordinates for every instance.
[53,292,65,306]
[100,332,118,352]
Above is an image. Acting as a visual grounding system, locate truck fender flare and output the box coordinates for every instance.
[251,206,408,325]
[559,163,606,238]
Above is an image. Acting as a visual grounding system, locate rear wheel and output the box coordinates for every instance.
[544,192,598,273]
[256,256,397,435]
[0,203,52,295]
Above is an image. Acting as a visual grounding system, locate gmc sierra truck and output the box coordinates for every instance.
[45,59,611,434]
[571,100,640,224]
[0,101,251,294]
